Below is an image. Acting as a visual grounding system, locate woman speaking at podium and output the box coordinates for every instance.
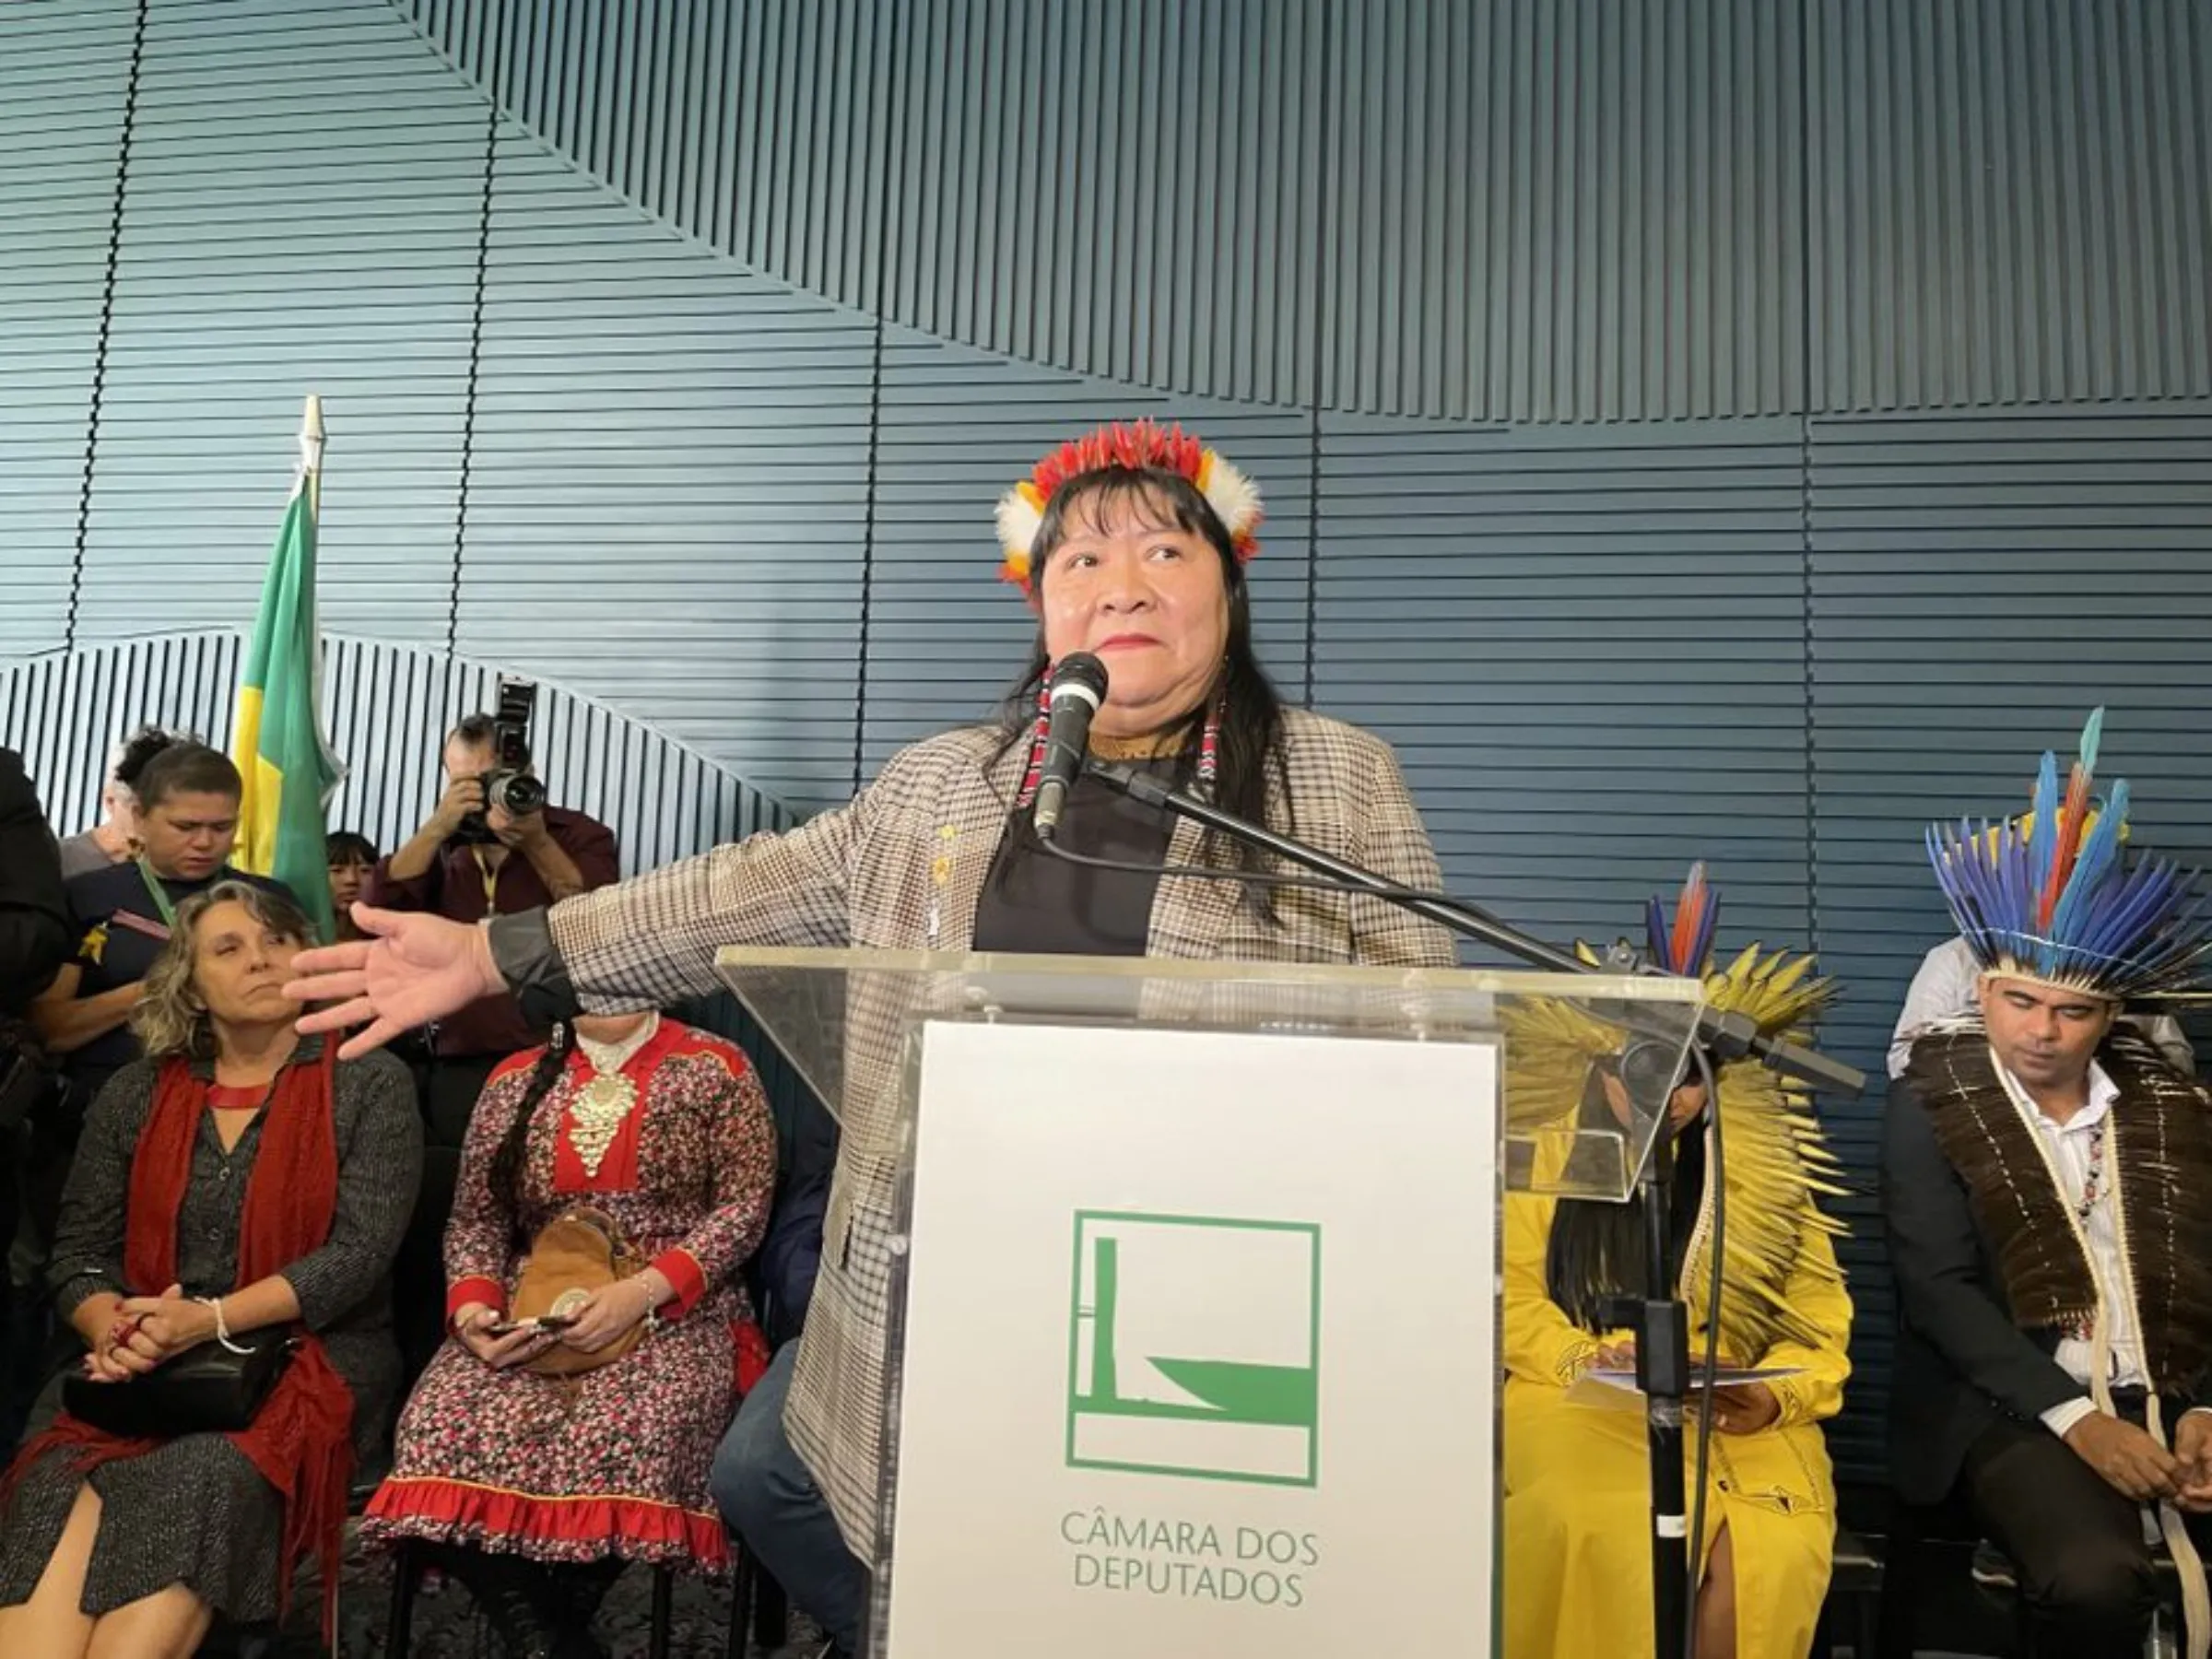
[285,419,1454,1655]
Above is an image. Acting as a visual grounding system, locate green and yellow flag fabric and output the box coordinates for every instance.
[232,396,344,939]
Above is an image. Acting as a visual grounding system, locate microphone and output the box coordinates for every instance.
[1032,653,1110,841]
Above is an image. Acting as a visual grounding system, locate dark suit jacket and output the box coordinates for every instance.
[1882,1069,2209,1502]
[0,747,71,1018]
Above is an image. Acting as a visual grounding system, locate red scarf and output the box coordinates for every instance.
[7,1046,355,1639]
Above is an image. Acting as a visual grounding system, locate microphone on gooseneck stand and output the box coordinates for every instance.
[1031,653,1110,841]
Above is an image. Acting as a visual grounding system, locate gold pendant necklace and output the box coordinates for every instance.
[567,1072,640,1177]
[1090,723,1192,762]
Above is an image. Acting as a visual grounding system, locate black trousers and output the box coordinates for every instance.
[1961,1396,2209,1658]
[393,1052,503,1389]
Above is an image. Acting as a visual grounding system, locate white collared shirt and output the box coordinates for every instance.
[575,1011,660,1077]
[2001,1062,2143,1439]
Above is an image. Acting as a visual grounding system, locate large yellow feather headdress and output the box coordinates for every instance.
[1504,865,1850,1360]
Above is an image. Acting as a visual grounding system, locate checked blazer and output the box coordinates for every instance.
[540,705,1457,1553]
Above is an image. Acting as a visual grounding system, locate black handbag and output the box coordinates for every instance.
[62,1328,292,1437]
[0,1020,55,1134]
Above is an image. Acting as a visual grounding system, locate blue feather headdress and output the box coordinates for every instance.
[1926,709,2212,1001]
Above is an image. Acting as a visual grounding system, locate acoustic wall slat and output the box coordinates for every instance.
[1809,0,2212,411]
[865,326,1315,778]
[884,0,1331,410]
[1,634,796,867]
[0,633,240,832]
[399,0,1331,409]
[1,629,817,1147]
[401,0,899,324]
[392,0,1830,421]
[1319,0,1806,421]
[75,0,482,646]
[457,125,876,814]
[0,0,136,658]
[1313,416,1814,958]
[394,0,2212,421]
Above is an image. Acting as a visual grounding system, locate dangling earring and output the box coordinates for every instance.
[1195,696,1224,791]
[1013,681,1053,809]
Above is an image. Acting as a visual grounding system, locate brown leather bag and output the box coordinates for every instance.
[512,1206,649,1377]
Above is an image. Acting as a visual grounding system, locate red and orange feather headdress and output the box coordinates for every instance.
[994,418,1263,597]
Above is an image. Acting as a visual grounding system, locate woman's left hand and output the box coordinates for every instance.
[1703,1382,1781,1435]
[558,1275,666,1355]
[113,1284,217,1368]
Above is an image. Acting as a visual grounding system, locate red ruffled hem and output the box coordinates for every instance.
[363,1475,731,1571]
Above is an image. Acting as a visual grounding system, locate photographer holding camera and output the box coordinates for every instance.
[364,700,617,1382]
[365,703,619,1138]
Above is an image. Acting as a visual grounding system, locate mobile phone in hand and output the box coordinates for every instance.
[485,1313,577,1337]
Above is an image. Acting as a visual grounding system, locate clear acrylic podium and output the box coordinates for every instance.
[715,946,1703,1659]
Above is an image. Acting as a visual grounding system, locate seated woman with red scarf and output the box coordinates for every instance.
[0,881,421,1658]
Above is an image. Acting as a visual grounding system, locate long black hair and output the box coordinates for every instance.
[1542,1065,1709,1332]
[994,465,1290,878]
[486,1021,572,1241]
[324,829,379,866]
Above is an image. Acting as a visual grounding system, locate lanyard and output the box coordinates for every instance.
[135,856,180,928]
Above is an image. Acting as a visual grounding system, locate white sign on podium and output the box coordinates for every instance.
[713,946,1700,1656]
[881,1018,1500,1657]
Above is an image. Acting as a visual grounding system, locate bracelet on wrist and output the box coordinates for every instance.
[196,1295,253,1356]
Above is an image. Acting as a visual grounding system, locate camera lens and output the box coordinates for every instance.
[489,771,547,817]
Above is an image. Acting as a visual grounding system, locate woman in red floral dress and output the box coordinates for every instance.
[362,1012,776,1657]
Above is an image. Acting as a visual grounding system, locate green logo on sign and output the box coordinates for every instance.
[1066,1211,1321,1488]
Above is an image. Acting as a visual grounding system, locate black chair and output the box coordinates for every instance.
[1814,1526,1883,1656]
[194,1461,392,1655]
[1877,1497,2028,1659]
[728,1552,790,1657]
[384,1540,677,1659]
[1877,1495,2186,1658]
[386,1540,791,1659]
[192,1623,278,1658]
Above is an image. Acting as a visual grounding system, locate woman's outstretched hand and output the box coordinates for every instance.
[285,903,505,1059]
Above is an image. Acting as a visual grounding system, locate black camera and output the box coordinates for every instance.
[453,677,547,842]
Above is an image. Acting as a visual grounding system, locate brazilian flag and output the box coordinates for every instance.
[232,398,344,940]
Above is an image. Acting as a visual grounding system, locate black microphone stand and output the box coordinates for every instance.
[1610,1119,1694,1655]
[1086,759,1865,1659]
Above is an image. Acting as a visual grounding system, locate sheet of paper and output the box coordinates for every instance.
[1562,1366,1805,1412]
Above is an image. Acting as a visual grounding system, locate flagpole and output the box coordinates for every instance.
[229,392,343,937]
[300,393,324,516]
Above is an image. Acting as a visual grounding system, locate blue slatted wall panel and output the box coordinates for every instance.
[0,634,798,872]
[75,0,482,645]
[1319,0,1806,421]
[394,0,1826,422]
[0,0,135,656]
[1315,417,1815,959]
[0,632,823,1160]
[0,634,239,830]
[459,124,876,813]
[1808,0,2212,411]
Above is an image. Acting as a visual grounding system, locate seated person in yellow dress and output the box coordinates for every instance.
[1501,867,1853,1659]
